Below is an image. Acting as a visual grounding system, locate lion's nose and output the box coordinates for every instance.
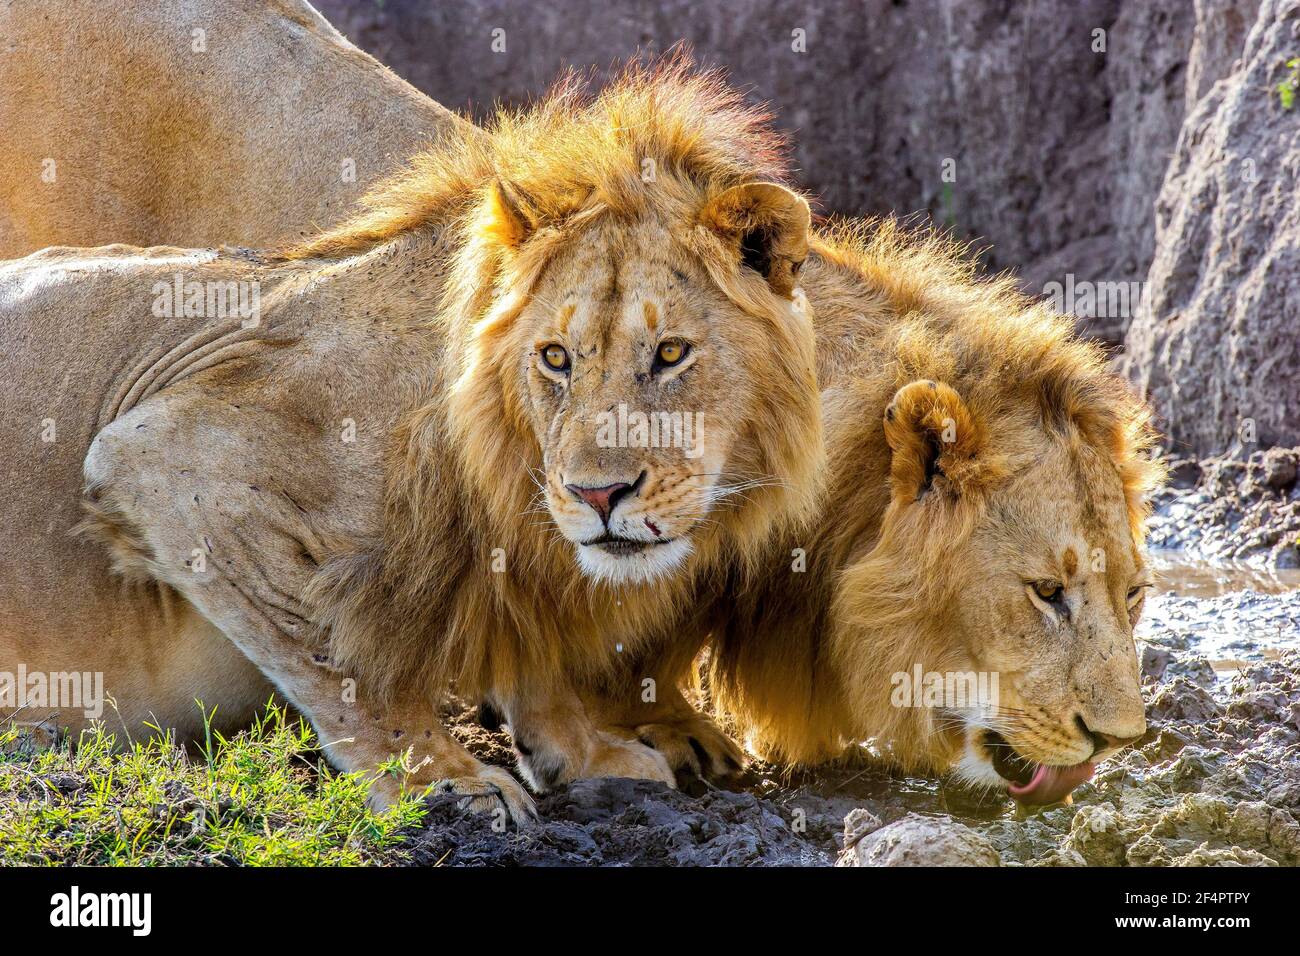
[1076,716,1143,758]
[565,479,635,524]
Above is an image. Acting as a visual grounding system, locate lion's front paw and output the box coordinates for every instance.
[430,766,538,827]
[368,765,537,827]
[514,728,674,792]
[582,732,676,787]
[635,716,746,784]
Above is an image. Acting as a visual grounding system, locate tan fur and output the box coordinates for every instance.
[1,17,1158,791]
[0,65,822,815]
[702,218,1162,781]
[0,0,470,256]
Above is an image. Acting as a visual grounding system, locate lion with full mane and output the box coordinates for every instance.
[0,64,821,820]
[2,3,1161,805]
[572,219,1163,805]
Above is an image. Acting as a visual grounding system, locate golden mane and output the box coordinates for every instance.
[282,54,789,262]
[813,217,1163,535]
[709,217,1164,768]
[299,59,824,708]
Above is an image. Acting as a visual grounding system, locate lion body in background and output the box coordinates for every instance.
[0,0,469,256]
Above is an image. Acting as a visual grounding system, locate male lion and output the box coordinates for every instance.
[0,66,821,820]
[568,220,1160,806]
[3,6,1156,804]
[0,0,468,256]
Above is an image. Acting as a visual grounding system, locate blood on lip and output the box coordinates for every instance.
[644,517,661,537]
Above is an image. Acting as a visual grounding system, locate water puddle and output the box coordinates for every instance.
[1141,551,1300,683]
[1150,549,1300,598]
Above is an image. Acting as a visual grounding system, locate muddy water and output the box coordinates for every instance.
[1147,550,1300,679]
[1151,550,1300,598]
[760,550,1300,866]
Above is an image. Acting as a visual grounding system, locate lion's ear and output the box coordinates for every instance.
[883,380,987,501]
[482,178,543,249]
[700,182,810,298]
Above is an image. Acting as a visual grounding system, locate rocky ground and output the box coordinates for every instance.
[414,577,1300,866]
[5,558,1291,866]
[1149,447,1300,568]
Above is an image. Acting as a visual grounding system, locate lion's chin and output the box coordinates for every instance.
[574,536,693,586]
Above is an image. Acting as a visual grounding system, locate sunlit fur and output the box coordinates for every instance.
[706,217,1164,783]
[292,60,824,704]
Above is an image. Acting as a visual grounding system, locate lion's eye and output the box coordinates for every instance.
[541,344,570,372]
[1026,580,1069,620]
[1034,581,1063,602]
[1126,584,1151,607]
[654,339,689,371]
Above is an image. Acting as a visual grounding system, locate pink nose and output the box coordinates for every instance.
[565,481,633,524]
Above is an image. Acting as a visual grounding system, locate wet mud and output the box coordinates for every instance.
[417,565,1300,866]
[1150,448,1300,568]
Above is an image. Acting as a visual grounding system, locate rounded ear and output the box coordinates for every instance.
[481,178,542,249]
[699,182,811,297]
[883,380,986,500]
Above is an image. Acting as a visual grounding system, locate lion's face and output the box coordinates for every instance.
[475,180,815,586]
[844,378,1150,805]
[517,215,800,582]
[521,218,742,583]
[949,439,1150,805]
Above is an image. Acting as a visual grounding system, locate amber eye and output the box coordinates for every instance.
[1126,584,1150,607]
[1034,581,1063,602]
[541,344,570,372]
[654,339,689,370]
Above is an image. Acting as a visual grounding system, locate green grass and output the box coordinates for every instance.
[0,704,428,866]
[1279,57,1299,110]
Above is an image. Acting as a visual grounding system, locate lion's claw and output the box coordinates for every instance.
[431,766,537,827]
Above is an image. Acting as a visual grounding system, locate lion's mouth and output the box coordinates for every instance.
[983,731,1095,806]
[582,534,674,556]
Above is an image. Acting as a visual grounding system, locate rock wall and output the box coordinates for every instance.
[314,0,1297,453]
[1122,0,1299,456]
[313,0,1197,341]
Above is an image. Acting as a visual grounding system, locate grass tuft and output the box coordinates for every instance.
[0,703,427,866]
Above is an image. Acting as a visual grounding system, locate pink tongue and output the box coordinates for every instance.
[1007,762,1095,806]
